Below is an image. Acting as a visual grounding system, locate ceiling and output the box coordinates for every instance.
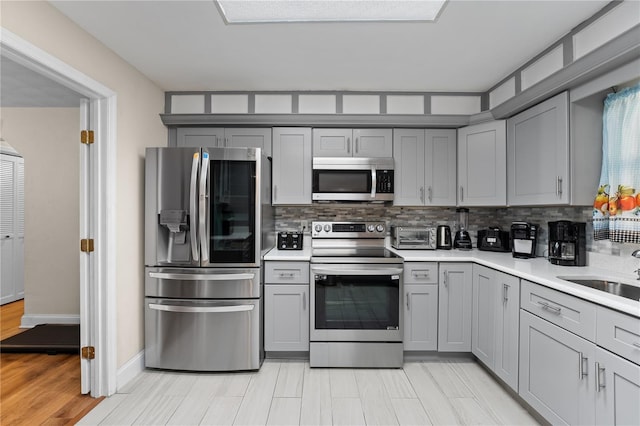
[48,0,611,93]
[0,56,86,107]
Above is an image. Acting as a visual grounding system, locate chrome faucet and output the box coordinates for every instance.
[633,250,640,280]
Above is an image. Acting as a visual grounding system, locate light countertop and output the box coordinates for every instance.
[265,246,640,318]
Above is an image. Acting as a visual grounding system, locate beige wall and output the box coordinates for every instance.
[1,1,167,368]
[0,108,80,315]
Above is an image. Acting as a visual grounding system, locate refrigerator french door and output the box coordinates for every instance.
[144,147,273,371]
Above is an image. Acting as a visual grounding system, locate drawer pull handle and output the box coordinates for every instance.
[537,301,562,315]
[278,272,296,278]
[413,272,430,279]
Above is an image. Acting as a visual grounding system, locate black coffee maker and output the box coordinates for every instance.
[548,221,587,266]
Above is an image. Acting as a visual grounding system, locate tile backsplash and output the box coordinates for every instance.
[275,204,639,264]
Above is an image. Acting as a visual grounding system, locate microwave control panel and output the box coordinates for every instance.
[376,170,394,193]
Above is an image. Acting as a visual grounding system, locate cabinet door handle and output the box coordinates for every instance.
[595,362,605,391]
[503,284,509,303]
[558,176,563,197]
[428,186,433,202]
[406,292,410,310]
[302,292,307,310]
[460,186,464,202]
[420,187,425,204]
[347,138,351,154]
[355,137,359,154]
[537,300,562,315]
[444,271,449,287]
[273,185,278,202]
[578,352,588,379]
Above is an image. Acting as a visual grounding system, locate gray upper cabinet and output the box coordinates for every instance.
[393,129,456,206]
[176,127,272,156]
[272,127,312,205]
[457,120,507,206]
[313,128,392,157]
[176,127,224,148]
[507,92,569,205]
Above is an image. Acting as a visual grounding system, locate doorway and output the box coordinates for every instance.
[1,27,117,397]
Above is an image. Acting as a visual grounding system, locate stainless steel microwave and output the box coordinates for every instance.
[312,157,394,202]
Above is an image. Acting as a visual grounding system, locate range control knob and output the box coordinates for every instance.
[324,224,331,232]
[367,224,375,232]
[376,224,385,233]
[314,224,322,232]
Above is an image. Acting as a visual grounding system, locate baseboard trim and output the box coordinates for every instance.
[117,350,145,391]
[20,314,80,328]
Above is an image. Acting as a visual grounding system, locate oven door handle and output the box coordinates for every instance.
[148,303,254,313]
[149,272,255,281]
[311,267,403,276]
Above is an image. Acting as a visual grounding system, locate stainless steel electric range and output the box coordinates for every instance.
[309,221,404,368]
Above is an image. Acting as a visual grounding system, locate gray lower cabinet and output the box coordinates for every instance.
[594,347,640,425]
[272,127,312,205]
[493,271,520,390]
[519,309,596,425]
[264,261,310,352]
[403,262,439,351]
[519,280,640,425]
[264,284,309,352]
[438,262,472,352]
[471,265,520,391]
[176,127,272,156]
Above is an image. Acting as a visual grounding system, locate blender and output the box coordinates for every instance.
[453,207,472,250]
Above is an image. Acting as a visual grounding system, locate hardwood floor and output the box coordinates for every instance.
[78,359,540,425]
[0,300,103,425]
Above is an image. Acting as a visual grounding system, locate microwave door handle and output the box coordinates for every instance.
[371,168,377,198]
[199,152,209,263]
[189,152,199,262]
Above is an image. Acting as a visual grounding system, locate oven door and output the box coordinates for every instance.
[310,264,403,342]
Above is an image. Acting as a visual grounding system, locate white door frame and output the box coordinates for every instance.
[1,27,117,397]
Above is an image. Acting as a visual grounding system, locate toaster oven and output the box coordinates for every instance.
[391,226,437,250]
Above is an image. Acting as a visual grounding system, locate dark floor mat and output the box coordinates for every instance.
[0,324,79,354]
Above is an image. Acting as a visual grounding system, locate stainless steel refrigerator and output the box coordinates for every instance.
[144,147,273,371]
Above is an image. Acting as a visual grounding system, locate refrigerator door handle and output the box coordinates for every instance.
[199,152,210,263]
[149,272,255,281]
[148,303,255,314]
[189,152,200,262]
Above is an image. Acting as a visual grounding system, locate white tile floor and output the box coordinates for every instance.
[78,358,540,425]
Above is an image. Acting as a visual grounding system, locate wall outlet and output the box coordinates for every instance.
[300,220,308,231]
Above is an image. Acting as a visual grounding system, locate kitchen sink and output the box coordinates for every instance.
[556,276,640,301]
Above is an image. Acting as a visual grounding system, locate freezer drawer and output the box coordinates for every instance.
[145,267,260,299]
[145,297,262,371]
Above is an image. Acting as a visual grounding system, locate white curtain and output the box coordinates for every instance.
[593,83,640,243]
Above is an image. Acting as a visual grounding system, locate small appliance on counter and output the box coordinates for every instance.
[436,225,452,250]
[391,225,437,250]
[477,227,511,252]
[453,208,472,250]
[548,221,587,266]
[277,231,303,250]
[511,222,538,258]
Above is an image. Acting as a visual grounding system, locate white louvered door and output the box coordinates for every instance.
[0,154,24,305]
